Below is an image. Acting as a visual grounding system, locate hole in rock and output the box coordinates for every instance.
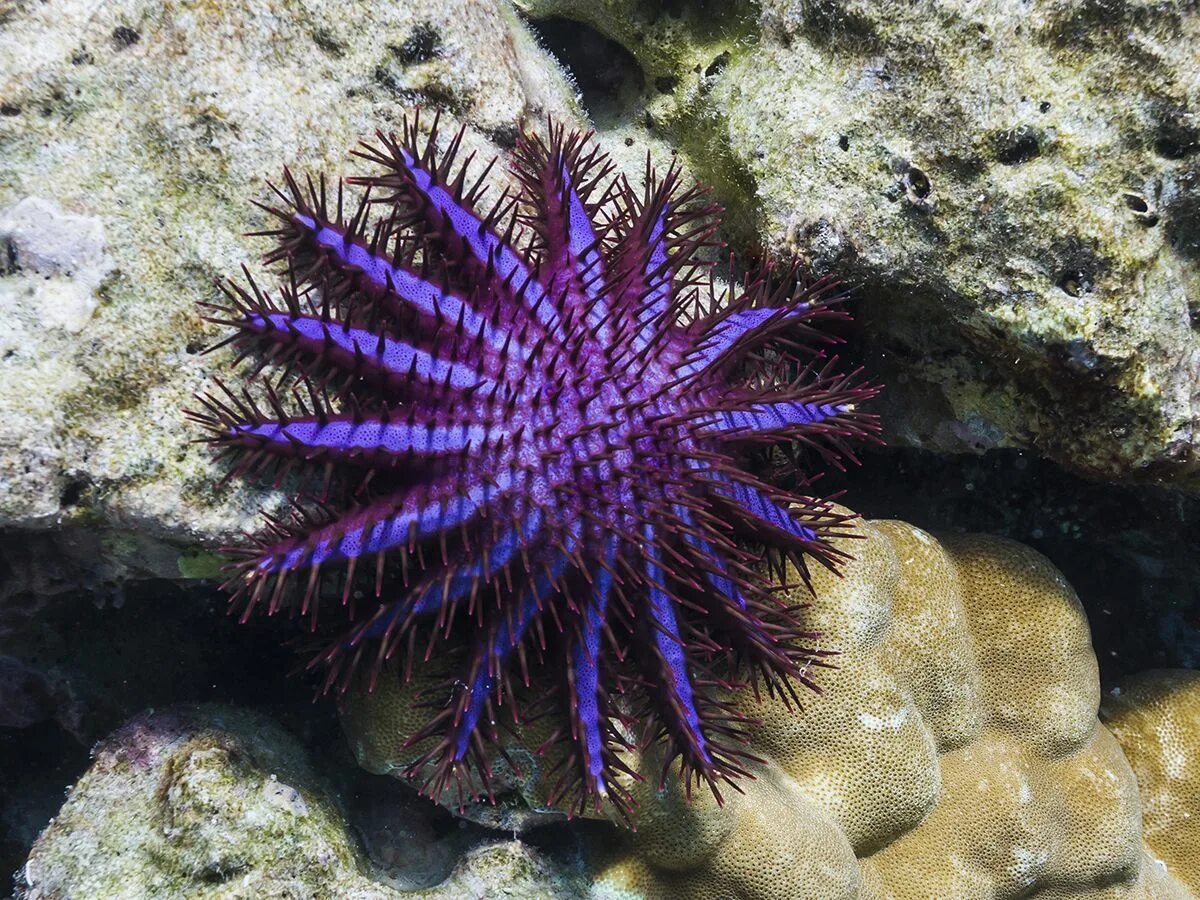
[527,17,645,116]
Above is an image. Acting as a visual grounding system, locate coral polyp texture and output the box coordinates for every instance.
[191,115,879,816]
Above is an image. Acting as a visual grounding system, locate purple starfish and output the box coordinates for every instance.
[191,114,879,819]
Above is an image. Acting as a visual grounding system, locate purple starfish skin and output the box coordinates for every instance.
[190,113,880,821]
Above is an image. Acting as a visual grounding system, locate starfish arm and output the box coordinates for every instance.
[633,204,672,340]
[206,283,496,393]
[454,549,567,757]
[678,271,848,378]
[511,124,614,344]
[242,310,495,391]
[699,398,852,437]
[680,307,798,376]
[284,212,532,367]
[678,303,843,378]
[401,545,568,806]
[672,502,746,610]
[614,186,674,355]
[602,163,718,358]
[351,506,546,645]
[672,501,826,685]
[221,416,497,467]
[701,472,821,544]
[641,522,713,769]
[234,473,511,605]
[304,504,546,697]
[696,466,856,581]
[693,371,881,463]
[352,123,572,349]
[566,535,619,800]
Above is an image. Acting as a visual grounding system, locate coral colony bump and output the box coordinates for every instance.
[190,113,880,821]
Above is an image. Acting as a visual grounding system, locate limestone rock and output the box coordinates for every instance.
[0,0,579,573]
[15,704,584,899]
[519,0,1200,486]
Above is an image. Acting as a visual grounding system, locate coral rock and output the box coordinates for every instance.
[518,0,1200,487]
[1103,669,1200,894]
[16,704,585,899]
[0,0,578,569]
[345,518,1199,898]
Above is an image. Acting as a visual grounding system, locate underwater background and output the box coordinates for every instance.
[1,0,1198,897]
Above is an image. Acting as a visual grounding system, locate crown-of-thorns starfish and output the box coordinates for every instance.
[189,112,880,821]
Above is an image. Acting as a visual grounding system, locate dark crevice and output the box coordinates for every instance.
[992,125,1042,164]
[57,480,85,509]
[526,17,645,116]
[392,23,442,65]
[828,446,1200,683]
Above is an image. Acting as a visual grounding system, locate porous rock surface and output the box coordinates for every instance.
[519,0,1200,486]
[15,704,584,899]
[344,518,1199,898]
[0,0,579,575]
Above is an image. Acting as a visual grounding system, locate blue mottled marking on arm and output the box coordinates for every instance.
[673,503,746,609]
[290,213,527,359]
[453,546,568,760]
[397,150,563,342]
[701,472,819,544]
[359,505,543,640]
[245,312,493,391]
[642,522,711,764]
[571,536,617,789]
[679,306,810,377]
[560,162,610,343]
[698,399,846,437]
[231,419,493,457]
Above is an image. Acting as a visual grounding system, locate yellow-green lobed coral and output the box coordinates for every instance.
[345,517,1199,898]
[1103,669,1200,892]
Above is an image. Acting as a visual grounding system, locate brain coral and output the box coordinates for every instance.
[1103,669,1200,893]
[344,516,1198,898]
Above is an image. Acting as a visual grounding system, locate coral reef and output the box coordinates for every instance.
[518,0,1200,487]
[15,705,585,899]
[2,0,1198,893]
[345,517,1198,897]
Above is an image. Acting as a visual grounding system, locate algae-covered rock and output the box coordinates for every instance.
[0,0,579,572]
[15,704,584,899]
[519,0,1200,486]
